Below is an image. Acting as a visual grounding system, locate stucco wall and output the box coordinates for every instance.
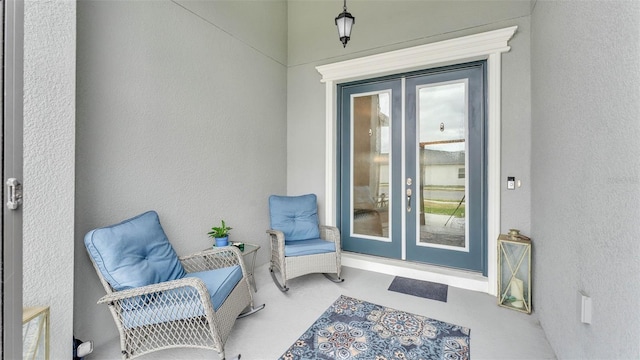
[531,1,640,358]
[74,0,287,348]
[287,0,532,233]
[23,1,76,358]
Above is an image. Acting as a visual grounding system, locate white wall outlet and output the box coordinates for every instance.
[580,292,592,324]
[77,341,93,357]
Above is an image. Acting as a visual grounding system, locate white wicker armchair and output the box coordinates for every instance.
[267,194,343,291]
[85,211,263,360]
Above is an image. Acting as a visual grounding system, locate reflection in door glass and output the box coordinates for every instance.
[351,92,390,239]
[418,82,466,248]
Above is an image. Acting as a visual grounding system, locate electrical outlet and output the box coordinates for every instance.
[77,341,93,357]
[579,292,592,324]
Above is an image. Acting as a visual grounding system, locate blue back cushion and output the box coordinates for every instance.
[269,194,320,241]
[84,211,187,291]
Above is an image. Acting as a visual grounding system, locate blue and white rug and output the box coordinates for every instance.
[279,295,470,360]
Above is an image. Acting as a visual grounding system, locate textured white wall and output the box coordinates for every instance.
[531,1,640,358]
[287,1,532,231]
[23,1,76,359]
[74,0,287,348]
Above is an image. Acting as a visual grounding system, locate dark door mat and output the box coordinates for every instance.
[388,276,448,302]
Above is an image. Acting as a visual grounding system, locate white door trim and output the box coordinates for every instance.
[3,0,24,356]
[316,26,517,296]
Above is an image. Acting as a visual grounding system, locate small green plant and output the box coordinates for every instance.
[208,220,232,239]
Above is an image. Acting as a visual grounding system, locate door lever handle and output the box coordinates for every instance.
[406,188,412,212]
[6,178,22,210]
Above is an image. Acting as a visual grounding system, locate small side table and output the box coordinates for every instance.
[238,243,260,292]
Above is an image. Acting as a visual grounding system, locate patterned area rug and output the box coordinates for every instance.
[279,295,470,360]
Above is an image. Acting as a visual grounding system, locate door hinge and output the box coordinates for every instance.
[6,178,22,210]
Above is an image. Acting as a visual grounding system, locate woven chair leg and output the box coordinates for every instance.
[269,268,289,292]
[323,273,344,283]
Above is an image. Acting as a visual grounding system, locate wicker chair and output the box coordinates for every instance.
[84,211,264,360]
[266,194,343,292]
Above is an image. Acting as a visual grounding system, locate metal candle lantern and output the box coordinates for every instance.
[497,230,532,314]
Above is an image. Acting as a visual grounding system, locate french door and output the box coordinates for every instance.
[339,79,403,259]
[339,62,487,274]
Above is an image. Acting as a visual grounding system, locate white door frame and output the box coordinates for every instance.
[316,26,517,296]
[2,0,24,356]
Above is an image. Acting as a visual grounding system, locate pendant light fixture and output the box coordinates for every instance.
[335,0,355,48]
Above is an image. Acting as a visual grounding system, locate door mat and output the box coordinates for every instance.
[388,276,448,302]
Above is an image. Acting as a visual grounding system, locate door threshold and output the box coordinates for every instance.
[342,251,490,294]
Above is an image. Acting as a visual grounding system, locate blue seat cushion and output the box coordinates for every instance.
[269,194,320,241]
[121,265,243,328]
[84,211,187,291]
[284,238,336,257]
[185,265,243,311]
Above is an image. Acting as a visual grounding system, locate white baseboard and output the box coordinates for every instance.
[342,252,491,294]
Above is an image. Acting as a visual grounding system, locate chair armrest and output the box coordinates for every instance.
[266,229,285,243]
[179,246,247,274]
[266,229,286,259]
[266,229,285,246]
[319,225,341,246]
[97,277,209,306]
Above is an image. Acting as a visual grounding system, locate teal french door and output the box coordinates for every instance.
[339,79,403,259]
[339,62,487,274]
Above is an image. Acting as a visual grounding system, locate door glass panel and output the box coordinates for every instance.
[351,92,390,239]
[417,81,467,249]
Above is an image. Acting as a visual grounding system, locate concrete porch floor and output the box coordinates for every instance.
[88,263,555,359]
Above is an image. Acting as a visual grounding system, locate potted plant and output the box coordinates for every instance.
[208,220,232,247]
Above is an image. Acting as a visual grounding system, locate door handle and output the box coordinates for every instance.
[406,177,413,212]
[6,178,22,210]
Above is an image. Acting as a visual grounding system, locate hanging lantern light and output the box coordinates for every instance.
[335,0,355,48]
